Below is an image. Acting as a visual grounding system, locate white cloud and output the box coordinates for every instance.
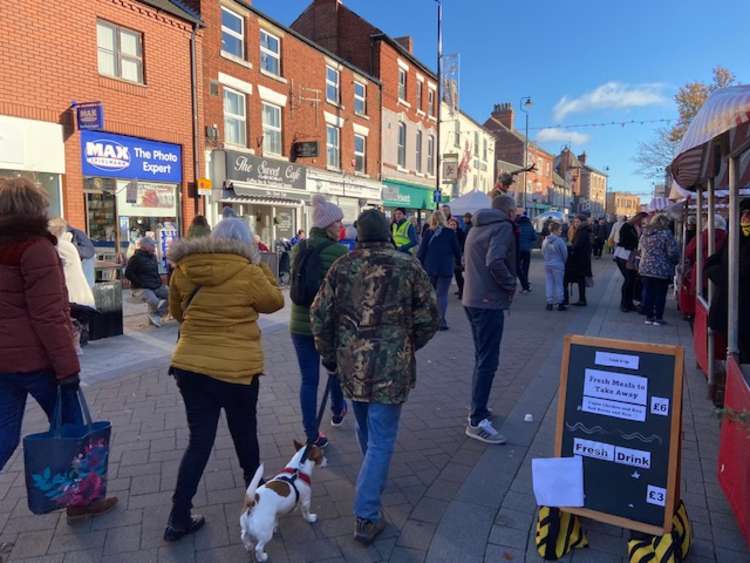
[536,128,590,145]
[553,82,667,121]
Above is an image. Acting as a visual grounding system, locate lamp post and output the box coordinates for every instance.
[520,96,533,211]
[435,0,443,210]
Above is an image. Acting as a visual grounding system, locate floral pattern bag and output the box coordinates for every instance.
[23,388,111,514]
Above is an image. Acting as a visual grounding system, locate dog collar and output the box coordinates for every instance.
[280,467,312,486]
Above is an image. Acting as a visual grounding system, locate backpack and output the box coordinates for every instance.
[290,239,335,307]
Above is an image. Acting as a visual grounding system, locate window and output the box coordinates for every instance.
[416,130,423,173]
[428,88,435,116]
[354,82,367,116]
[223,88,246,147]
[397,122,407,168]
[474,132,479,154]
[326,125,340,169]
[262,103,282,156]
[221,7,244,59]
[326,66,340,105]
[427,135,435,174]
[97,20,144,83]
[483,138,488,161]
[454,121,460,148]
[398,69,407,102]
[354,134,366,173]
[416,81,423,111]
[260,29,281,76]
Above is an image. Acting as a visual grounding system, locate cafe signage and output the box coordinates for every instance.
[225,150,306,192]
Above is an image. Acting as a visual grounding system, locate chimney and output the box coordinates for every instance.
[577,152,587,165]
[492,102,514,130]
[394,36,413,53]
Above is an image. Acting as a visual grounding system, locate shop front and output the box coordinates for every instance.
[0,115,65,217]
[382,178,437,225]
[80,130,182,272]
[306,168,382,225]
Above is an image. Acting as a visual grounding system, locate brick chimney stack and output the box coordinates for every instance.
[394,36,413,53]
[577,152,587,165]
[492,103,515,130]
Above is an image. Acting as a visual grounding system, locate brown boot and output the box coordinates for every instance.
[66,497,118,522]
[354,517,386,545]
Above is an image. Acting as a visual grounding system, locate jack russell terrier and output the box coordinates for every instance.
[240,441,327,562]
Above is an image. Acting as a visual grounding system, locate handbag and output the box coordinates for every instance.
[23,388,111,514]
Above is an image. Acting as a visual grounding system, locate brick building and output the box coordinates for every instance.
[577,152,608,218]
[292,0,439,216]
[0,0,202,267]
[484,103,555,214]
[182,0,383,243]
[607,191,641,219]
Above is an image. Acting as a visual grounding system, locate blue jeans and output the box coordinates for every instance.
[545,266,565,305]
[352,401,402,521]
[464,307,505,426]
[430,274,452,329]
[291,334,346,442]
[0,372,82,471]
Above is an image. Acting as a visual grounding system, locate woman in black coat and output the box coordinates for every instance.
[564,216,593,306]
[614,212,647,312]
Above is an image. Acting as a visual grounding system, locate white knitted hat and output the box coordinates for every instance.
[312,194,343,229]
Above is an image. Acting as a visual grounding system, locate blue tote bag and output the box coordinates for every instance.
[23,388,111,515]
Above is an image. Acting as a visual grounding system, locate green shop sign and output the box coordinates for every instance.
[382,180,435,210]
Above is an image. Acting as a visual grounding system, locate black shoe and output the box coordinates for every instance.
[439,325,449,331]
[557,304,567,311]
[546,304,554,311]
[164,514,205,542]
[354,517,386,545]
[573,301,587,307]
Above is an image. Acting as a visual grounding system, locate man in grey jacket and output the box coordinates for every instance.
[462,194,517,444]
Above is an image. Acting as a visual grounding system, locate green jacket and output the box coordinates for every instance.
[310,241,439,404]
[289,227,347,335]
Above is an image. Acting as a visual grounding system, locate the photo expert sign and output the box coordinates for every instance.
[554,335,684,535]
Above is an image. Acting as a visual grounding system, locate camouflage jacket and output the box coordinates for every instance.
[310,241,440,404]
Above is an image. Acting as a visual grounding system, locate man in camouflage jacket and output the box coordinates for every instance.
[311,209,439,544]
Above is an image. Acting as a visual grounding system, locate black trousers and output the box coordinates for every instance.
[454,267,464,298]
[615,257,637,309]
[563,278,586,304]
[518,250,531,291]
[593,239,605,257]
[170,369,260,524]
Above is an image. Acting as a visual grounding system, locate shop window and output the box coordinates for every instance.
[397,122,407,168]
[223,87,247,147]
[262,103,282,156]
[326,66,340,105]
[327,125,340,169]
[354,81,367,116]
[260,29,281,76]
[427,135,435,175]
[416,130,423,173]
[416,80,423,111]
[398,69,407,102]
[221,6,245,60]
[0,170,61,218]
[354,134,366,174]
[97,20,144,84]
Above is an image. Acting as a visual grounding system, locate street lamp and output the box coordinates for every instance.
[520,96,533,211]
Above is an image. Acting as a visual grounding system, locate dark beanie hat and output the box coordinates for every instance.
[356,209,391,242]
[741,198,750,213]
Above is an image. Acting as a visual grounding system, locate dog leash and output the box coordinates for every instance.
[298,372,335,466]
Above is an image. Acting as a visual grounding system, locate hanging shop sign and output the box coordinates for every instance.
[293,141,319,158]
[76,102,104,130]
[225,150,306,191]
[80,130,182,183]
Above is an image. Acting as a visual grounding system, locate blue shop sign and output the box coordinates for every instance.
[76,102,104,130]
[80,130,182,183]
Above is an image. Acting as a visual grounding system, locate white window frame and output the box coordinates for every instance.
[483,138,488,161]
[354,133,366,174]
[427,135,435,175]
[262,102,282,157]
[326,65,340,105]
[354,81,367,116]
[97,20,144,84]
[416,130,423,173]
[397,122,407,169]
[326,124,341,169]
[259,29,281,77]
[416,80,423,112]
[398,68,407,102]
[221,6,245,61]
[428,88,436,117]
[223,87,247,147]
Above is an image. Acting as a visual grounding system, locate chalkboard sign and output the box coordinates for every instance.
[554,335,684,535]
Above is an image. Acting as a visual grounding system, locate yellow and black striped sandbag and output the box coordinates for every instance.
[535,506,589,560]
[627,501,692,563]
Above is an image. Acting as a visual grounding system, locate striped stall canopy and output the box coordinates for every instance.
[648,196,671,212]
[670,85,750,191]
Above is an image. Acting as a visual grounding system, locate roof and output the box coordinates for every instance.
[584,164,609,177]
[486,117,551,156]
[495,159,523,172]
[140,0,201,24]
[552,171,568,186]
[369,33,436,79]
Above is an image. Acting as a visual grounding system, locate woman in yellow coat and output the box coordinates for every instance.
[164,217,284,542]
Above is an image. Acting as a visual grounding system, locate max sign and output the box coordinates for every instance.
[225,150,306,191]
[80,130,182,183]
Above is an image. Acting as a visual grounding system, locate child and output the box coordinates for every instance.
[542,221,568,311]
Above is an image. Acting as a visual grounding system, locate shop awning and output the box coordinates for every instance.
[382,179,435,210]
[220,189,304,208]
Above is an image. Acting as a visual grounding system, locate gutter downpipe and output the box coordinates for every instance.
[190,22,203,226]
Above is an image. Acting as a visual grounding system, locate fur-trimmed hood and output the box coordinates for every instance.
[168,236,260,288]
[0,215,56,246]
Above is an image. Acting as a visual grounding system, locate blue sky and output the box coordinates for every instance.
[254,0,748,195]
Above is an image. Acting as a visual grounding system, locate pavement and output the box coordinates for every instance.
[0,255,747,562]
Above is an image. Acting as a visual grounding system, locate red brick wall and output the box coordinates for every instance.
[0,0,202,231]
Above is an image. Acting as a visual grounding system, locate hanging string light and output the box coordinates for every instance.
[529,118,673,131]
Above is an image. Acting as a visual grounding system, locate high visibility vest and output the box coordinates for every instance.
[392,220,412,248]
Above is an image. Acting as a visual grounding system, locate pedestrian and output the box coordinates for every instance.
[66,224,96,287]
[462,194,517,444]
[614,212,647,312]
[255,235,270,252]
[125,236,169,327]
[608,215,626,252]
[417,210,461,331]
[290,229,306,246]
[542,221,568,311]
[463,212,473,234]
[390,207,418,253]
[310,209,439,545]
[515,212,537,294]
[683,215,727,318]
[638,213,681,326]
[0,177,118,519]
[222,206,237,218]
[448,217,466,299]
[187,215,211,239]
[290,194,349,448]
[563,215,593,307]
[340,224,358,251]
[164,217,284,542]
[441,204,453,224]
[592,218,608,258]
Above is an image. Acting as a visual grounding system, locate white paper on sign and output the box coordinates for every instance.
[531,456,584,508]
[595,351,640,370]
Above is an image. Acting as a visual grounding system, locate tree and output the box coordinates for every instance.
[634,66,737,181]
